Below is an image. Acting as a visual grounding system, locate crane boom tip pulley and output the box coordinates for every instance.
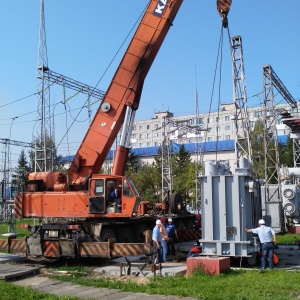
[216,0,232,28]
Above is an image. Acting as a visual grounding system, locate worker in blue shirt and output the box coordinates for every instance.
[165,217,178,255]
[245,219,276,272]
[152,219,162,264]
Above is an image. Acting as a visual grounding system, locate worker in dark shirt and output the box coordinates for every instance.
[165,217,178,255]
[187,240,202,258]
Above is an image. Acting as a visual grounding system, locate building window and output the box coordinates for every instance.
[225,116,230,121]
[147,142,151,147]
[195,117,203,124]
[225,125,230,131]
[139,134,144,139]
[131,134,136,139]
[139,143,143,147]
[207,137,212,142]
[146,125,150,130]
[154,142,159,146]
[154,132,159,138]
[250,121,255,128]
[225,135,231,140]
[153,124,158,129]
[254,111,262,118]
[132,125,136,131]
[131,143,136,147]
[147,133,151,139]
[139,125,143,131]
[216,126,221,133]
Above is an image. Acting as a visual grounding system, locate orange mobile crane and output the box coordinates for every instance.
[12,0,231,259]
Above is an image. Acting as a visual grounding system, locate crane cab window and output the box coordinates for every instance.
[89,179,104,197]
[94,179,104,195]
[88,179,105,214]
[123,179,133,197]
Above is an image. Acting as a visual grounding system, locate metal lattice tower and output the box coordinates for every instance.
[293,139,300,167]
[263,64,297,201]
[280,111,300,168]
[263,65,281,202]
[231,36,252,165]
[161,117,173,202]
[35,0,53,172]
[0,139,33,201]
[194,89,202,212]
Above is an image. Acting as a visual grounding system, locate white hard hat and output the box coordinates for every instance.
[168,217,172,222]
[258,219,265,225]
[156,220,162,225]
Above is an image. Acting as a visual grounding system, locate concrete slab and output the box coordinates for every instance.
[94,261,187,277]
[13,276,52,287]
[0,253,27,264]
[11,275,196,300]
[0,263,40,280]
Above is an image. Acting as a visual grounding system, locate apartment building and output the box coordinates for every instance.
[130,103,295,148]
[62,102,295,171]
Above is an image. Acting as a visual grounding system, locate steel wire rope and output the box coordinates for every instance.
[214,25,228,161]
[200,24,225,165]
[62,84,71,162]
[55,4,148,152]
[0,93,37,109]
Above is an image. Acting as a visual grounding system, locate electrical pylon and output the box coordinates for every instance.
[35,0,53,172]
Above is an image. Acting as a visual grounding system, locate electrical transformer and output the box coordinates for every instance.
[200,159,262,259]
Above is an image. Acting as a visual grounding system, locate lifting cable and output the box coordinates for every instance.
[202,23,230,164]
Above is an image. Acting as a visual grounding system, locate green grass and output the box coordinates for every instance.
[0,218,38,239]
[276,233,300,245]
[49,269,300,300]
[0,280,78,300]
[1,267,300,300]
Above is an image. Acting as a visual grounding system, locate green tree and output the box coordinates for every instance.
[250,119,265,179]
[172,145,194,204]
[125,147,139,175]
[11,149,31,192]
[129,163,160,203]
[29,133,63,172]
[278,134,293,167]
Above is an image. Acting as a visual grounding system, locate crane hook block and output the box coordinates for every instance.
[216,0,232,28]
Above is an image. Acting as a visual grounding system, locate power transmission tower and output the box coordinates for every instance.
[231,36,252,167]
[262,64,297,202]
[0,139,33,201]
[35,0,53,172]
[194,88,202,212]
[161,116,173,202]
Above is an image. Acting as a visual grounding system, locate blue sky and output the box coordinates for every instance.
[0,0,299,166]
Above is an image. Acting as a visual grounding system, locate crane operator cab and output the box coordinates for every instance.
[88,175,141,216]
